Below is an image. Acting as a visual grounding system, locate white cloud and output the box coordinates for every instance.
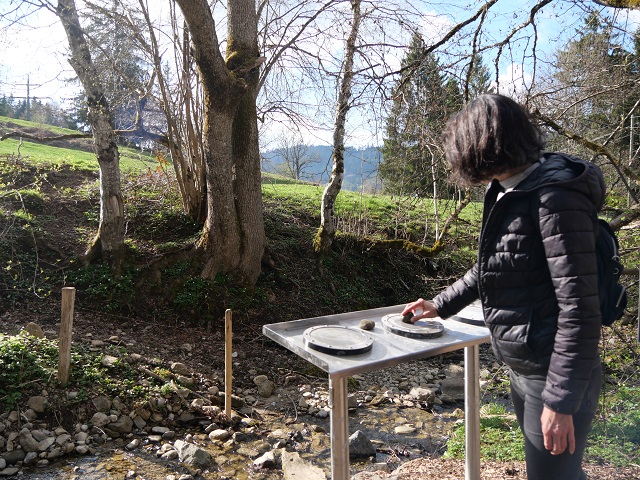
[419,10,455,46]
[495,62,533,98]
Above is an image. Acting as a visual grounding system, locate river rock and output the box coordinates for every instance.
[409,387,436,403]
[23,452,37,465]
[253,375,269,385]
[0,467,20,476]
[37,437,56,452]
[255,379,276,398]
[174,439,214,469]
[161,449,179,460]
[24,322,44,338]
[440,377,465,402]
[359,319,375,330]
[394,425,417,435]
[106,415,133,434]
[47,447,63,459]
[26,396,47,413]
[171,362,191,376]
[349,430,376,459]
[253,450,277,469]
[101,355,119,367]
[2,448,26,464]
[91,412,110,427]
[19,429,39,452]
[281,450,326,480]
[125,438,140,451]
[92,396,112,412]
[443,363,464,378]
[75,445,89,454]
[30,429,49,442]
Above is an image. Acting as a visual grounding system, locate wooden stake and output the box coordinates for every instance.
[58,287,76,386]
[224,309,233,419]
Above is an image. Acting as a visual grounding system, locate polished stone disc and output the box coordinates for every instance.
[302,325,373,355]
[451,304,485,326]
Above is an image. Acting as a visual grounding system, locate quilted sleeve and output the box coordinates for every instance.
[537,188,601,414]
[432,264,481,319]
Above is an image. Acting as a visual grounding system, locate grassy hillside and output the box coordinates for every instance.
[0,116,481,323]
[0,115,157,172]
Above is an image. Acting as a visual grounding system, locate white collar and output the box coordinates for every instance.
[499,159,543,191]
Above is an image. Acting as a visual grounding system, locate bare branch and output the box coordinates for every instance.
[532,108,640,205]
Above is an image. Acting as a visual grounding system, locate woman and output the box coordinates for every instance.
[402,94,603,480]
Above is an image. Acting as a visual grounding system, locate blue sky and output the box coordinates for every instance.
[2,1,639,147]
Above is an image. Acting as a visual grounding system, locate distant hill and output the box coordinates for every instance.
[261,145,382,192]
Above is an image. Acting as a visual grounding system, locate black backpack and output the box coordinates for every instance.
[595,219,628,326]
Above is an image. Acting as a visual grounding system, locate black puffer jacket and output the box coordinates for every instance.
[432,153,605,414]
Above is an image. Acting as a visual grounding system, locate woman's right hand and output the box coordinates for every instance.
[401,298,439,322]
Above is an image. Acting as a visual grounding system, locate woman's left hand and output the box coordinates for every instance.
[541,405,575,455]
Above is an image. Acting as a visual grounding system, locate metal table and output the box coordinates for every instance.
[263,303,490,480]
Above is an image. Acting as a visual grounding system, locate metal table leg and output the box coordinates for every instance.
[329,376,349,480]
[464,344,481,480]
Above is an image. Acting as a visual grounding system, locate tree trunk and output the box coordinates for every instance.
[176,0,265,286]
[56,0,125,275]
[315,0,361,255]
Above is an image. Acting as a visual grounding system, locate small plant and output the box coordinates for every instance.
[586,384,640,466]
[0,331,190,414]
[66,265,136,313]
[0,332,59,411]
[445,402,525,461]
[173,276,212,313]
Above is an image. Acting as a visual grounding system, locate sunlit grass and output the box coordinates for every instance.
[0,137,157,173]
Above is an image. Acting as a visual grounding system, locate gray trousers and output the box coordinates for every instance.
[509,363,601,480]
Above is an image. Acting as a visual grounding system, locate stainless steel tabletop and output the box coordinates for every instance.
[263,303,490,379]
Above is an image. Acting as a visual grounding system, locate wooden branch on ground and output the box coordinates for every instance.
[1,131,92,142]
[1,127,169,147]
[342,236,445,257]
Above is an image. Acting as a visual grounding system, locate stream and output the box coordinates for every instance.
[14,402,460,479]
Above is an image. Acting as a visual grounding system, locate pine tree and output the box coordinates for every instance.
[465,53,494,100]
[80,1,152,133]
[548,13,639,155]
[380,34,462,196]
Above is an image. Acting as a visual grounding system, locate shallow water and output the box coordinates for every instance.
[15,403,458,479]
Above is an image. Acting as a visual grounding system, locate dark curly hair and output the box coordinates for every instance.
[442,94,544,186]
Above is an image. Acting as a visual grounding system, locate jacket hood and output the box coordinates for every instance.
[517,152,606,211]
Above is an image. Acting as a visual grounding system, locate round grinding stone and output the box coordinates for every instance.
[302,325,373,355]
[381,314,445,339]
[451,304,485,326]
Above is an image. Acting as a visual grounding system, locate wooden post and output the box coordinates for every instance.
[225,309,233,418]
[58,287,76,386]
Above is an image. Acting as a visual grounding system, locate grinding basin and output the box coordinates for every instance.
[303,325,374,355]
[381,313,445,339]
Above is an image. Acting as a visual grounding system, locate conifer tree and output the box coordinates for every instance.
[379,34,462,197]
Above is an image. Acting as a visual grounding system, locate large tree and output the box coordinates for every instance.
[535,11,640,209]
[56,0,125,274]
[315,0,362,255]
[174,0,266,286]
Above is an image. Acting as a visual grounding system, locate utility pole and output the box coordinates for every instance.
[26,75,30,121]
[9,76,47,121]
